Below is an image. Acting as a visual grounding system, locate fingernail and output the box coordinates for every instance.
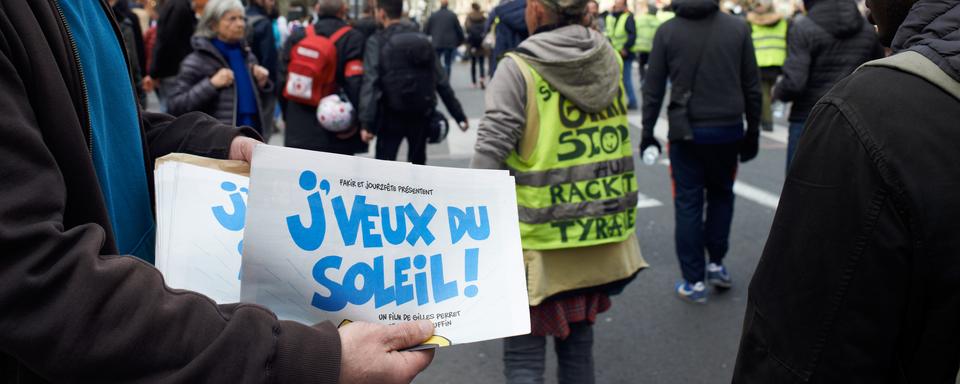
[418,320,434,336]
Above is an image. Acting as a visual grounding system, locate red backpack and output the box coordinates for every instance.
[283,25,352,106]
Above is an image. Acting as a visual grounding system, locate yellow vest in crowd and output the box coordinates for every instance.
[503,53,638,251]
[632,13,660,53]
[751,19,788,68]
[605,12,633,52]
[656,10,675,23]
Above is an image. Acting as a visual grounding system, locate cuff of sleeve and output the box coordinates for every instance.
[470,151,505,170]
[273,320,342,383]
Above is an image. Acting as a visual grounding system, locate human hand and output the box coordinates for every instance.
[361,129,375,143]
[142,76,155,92]
[210,68,235,89]
[253,65,270,88]
[458,119,469,132]
[639,135,662,154]
[739,131,760,163]
[337,321,436,384]
[228,136,260,163]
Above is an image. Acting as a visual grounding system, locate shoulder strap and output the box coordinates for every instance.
[306,24,317,37]
[504,53,540,162]
[329,26,353,43]
[861,50,960,102]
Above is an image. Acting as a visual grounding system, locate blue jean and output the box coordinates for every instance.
[622,57,638,108]
[503,321,595,384]
[436,47,456,78]
[787,120,806,171]
[669,141,739,284]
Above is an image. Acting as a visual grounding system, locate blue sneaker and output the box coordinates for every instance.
[675,280,707,304]
[707,263,733,289]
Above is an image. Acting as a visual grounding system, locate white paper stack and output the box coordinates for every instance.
[154,156,250,304]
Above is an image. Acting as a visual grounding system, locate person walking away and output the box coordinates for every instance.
[149,0,207,111]
[280,0,368,155]
[485,0,529,75]
[774,0,881,169]
[246,0,280,134]
[424,0,465,78]
[605,0,638,110]
[733,0,960,381]
[465,3,488,88]
[0,0,438,381]
[167,0,275,141]
[473,0,647,381]
[633,5,661,83]
[354,1,381,40]
[640,0,762,303]
[359,0,469,165]
[585,0,604,32]
[246,0,279,82]
[747,1,787,132]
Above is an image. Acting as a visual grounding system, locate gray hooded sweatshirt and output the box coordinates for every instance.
[472,25,622,169]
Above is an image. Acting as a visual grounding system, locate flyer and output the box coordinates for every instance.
[241,146,530,346]
[154,155,250,304]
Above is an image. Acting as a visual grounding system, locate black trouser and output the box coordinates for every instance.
[470,48,486,84]
[638,52,650,83]
[669,141,739,283]
[375,112,430,165]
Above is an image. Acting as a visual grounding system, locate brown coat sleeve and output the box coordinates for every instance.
[0,46,341,384]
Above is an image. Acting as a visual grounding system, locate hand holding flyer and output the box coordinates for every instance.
[241,146,530,346]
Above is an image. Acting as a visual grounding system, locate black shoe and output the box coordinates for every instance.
[761,122,774,132]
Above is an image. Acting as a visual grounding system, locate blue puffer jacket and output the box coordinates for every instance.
[487,0,528,74]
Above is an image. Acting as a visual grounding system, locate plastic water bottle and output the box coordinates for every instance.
[642,146,660,166]
[773,101,785,120]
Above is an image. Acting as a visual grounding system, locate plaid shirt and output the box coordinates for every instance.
[529,292,612,339]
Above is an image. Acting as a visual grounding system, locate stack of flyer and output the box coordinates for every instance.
[154,147,530,347]
[154,154,250,304]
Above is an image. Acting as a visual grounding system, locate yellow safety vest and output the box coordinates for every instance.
[752,19,788,68]
[632,13,660,53]
[605,12,632,52]
[504,53,638,251]
[656,10,675,23]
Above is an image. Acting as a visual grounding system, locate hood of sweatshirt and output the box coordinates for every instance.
[804,0,865,38]
[514,25,621,113]
[673,0,719,19]
[892,0,960,83]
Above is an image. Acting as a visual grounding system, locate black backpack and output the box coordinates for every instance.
[379,28,437,116]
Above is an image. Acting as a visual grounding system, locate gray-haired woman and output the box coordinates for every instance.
[168,0,274,139]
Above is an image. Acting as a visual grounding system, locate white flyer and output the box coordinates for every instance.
[155,159,248,304]
[241,145,530,346]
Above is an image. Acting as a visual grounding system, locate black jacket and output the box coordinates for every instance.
[0,1,340,382]
[641,0,762,138]
[245,5,279,79]
[773,0,882,122]
[359,21,467,134]
[280,16,368,155]
[167,36,274,138]
[424,6,465,49]
[149,0,196,78]
[733,2,960,382]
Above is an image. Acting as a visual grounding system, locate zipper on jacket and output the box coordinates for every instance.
[52,0,94,157]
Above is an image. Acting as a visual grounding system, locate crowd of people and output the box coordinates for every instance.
[1,0,959,382]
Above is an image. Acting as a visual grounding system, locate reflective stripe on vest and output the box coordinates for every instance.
[632,14,659,53]
[752,19,787,68]
[505,53,638,250]
[605,13,631,52]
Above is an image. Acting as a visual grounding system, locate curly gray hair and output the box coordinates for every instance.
[195,0,245,39]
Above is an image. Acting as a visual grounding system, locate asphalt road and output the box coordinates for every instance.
[398,61,787,384]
